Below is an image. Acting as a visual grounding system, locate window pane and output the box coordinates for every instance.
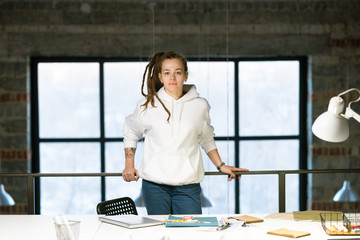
[104,62,147,138]
[286,174,300,212]
[40,142,100,214]
[239,61,299,136]
[38,63,100,138]
[201,141,235,214]
[241,175,278,213]
[239,140,299,213]
[188,62,235,136]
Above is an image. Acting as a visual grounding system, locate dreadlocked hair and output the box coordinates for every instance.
[141,51,188,122]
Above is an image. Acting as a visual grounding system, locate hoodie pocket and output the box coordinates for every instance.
[143,155,197,185]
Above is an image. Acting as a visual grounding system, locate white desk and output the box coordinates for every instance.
[0,214,359,240]
[0,215,100,240]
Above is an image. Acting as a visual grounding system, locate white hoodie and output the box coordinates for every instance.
[123,84,217,186]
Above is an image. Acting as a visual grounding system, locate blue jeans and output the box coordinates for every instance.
[142,179,202,215]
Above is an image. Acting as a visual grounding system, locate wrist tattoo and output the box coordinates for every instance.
[125,148,136,158]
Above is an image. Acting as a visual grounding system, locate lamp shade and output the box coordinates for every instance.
[200,189,214,207]
[0,184,15,206]
[333,180,360,202]
[312,96,349,142]
[134,191,145,207]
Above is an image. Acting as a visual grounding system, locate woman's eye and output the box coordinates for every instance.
[176,72,182,75]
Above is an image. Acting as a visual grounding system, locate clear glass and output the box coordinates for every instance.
[40,142,100,214]
[38,63,100,138]
[201,141,235,214]
[286,174,300,212]
[239,61,299,136]
[240,174,278,213]
[188,61,235,136]
[104,62,147,138]
[239,140,299,213]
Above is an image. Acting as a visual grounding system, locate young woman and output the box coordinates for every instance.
[122,51,248,214]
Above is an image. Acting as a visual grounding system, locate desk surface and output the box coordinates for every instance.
[0,214,359,240]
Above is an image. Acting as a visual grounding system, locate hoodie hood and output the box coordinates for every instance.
[157,84,199,103]
[155,84,200,145]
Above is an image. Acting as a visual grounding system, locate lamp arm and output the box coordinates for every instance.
[342,106,360,123]
[337,88,360,99]
[338,88,360,123]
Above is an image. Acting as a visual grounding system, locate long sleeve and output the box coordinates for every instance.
[198,101,217,153]
[123,101,146,149]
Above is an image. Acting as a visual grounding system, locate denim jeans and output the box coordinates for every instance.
[142,179,202,215]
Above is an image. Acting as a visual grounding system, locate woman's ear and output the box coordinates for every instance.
[158,72,163,83]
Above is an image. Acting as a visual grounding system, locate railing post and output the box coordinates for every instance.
[278,172,286,213]
[27,175,34,214]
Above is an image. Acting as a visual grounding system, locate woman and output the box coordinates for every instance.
[122,51,248,214]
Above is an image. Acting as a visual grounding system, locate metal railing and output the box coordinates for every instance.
[1,168,360,214]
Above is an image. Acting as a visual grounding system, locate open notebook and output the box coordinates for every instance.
[165,215,219,227]
[99,215,164,229]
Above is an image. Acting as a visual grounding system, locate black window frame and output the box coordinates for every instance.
[30,56,308,214]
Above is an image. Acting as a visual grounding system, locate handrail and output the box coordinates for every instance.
[1,168,359,214]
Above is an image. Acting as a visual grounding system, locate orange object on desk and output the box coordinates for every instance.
[267,228,311,238]
[228,215,264,224]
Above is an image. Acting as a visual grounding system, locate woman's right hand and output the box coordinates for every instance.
[122,167,140,182]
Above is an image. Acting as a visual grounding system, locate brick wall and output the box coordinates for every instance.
[0,0,359,214]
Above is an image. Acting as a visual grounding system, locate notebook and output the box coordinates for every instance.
[267,228,311,238]
[99,215,164,229]
[228,215,264,224]
[165,215,219,227]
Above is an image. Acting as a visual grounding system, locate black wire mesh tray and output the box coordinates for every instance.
[320,212,360,235]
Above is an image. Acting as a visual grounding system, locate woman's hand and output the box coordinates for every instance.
[219,165,249,181]
[122,167,140,182]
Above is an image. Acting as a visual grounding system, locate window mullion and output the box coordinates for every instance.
[235,60,240,214]
[99,61,106,201]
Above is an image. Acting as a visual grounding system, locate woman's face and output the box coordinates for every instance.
[158,58,188,99]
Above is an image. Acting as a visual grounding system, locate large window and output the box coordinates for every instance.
[31,56,307,214]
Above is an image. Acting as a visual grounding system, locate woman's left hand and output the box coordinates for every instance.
[219,165,249,181]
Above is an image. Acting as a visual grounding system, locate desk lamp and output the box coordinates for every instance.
[0,184,15,206]
[312,88,360,202]
[312,88,360,142]
[333,180,360,202]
